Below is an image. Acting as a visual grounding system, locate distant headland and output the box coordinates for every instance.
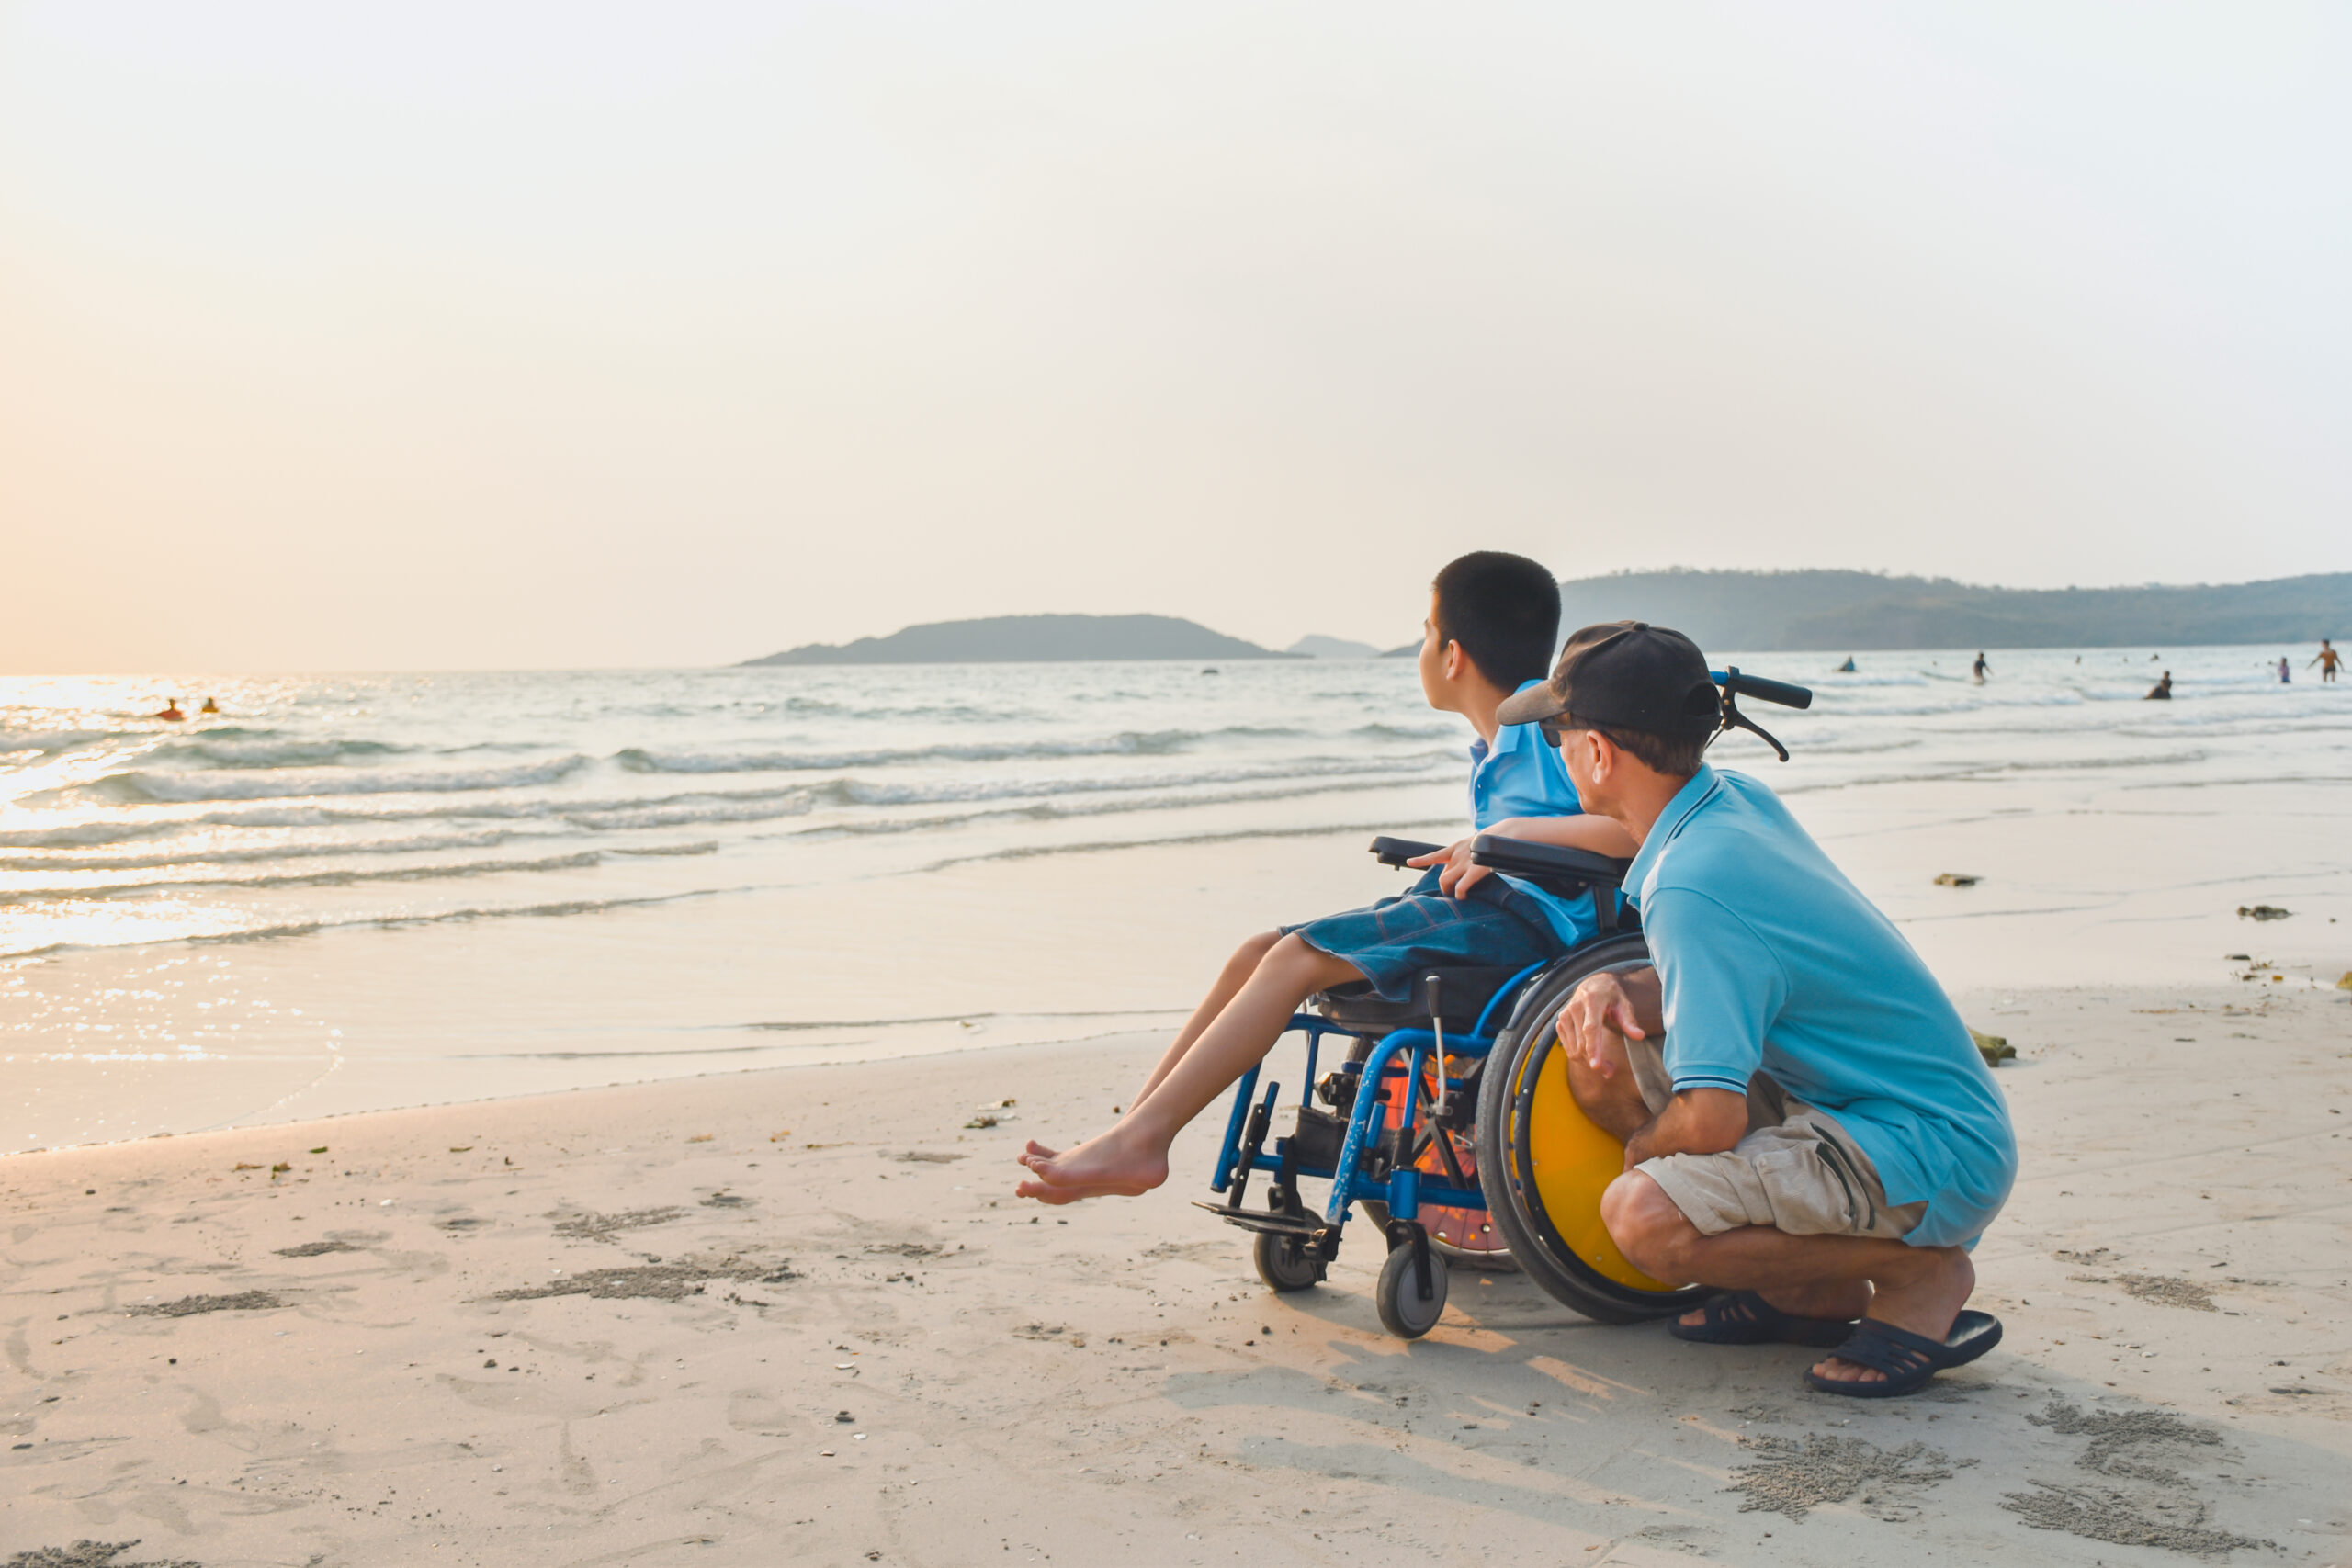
[743,570,2352,666]
[741,614,1289,666]
[1545,569,2352,652]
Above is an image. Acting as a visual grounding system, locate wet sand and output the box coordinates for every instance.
[16,757,2352,1156]
[5,981,2348,1564]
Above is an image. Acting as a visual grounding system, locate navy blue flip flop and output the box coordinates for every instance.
[1668,1289,1860,1348]
[1805,1310,2004,1398]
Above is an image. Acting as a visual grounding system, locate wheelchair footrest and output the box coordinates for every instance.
[1192,1201,1329,1240]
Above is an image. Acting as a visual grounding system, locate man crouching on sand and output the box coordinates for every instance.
[1509,622,2018,1398]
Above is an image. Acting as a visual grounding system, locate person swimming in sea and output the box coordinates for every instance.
[199,696,220,714]
[2278,657,2291,684]
[1971,651,1990,683]
[2145,671,2173,700]
[2312,639,2342,683]
[1836,657,1856,672]
[153,697,185,722]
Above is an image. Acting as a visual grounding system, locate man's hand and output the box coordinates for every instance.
[1556,966,1664,1081]
[1405,837,1489,897]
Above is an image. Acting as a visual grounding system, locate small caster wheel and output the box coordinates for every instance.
[1253,1231,1321,1292]
[1376,1235,1449,1337]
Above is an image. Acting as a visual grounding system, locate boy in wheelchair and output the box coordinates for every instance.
[1017,551,1635,1204]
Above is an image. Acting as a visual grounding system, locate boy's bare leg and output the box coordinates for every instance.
[1131,930,1283,1108]
[1600,1172,1975,1385]
[1016,934,1363,1202]
[1020,930,1282,1168]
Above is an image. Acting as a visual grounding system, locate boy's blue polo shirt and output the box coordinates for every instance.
[1624,765,2017,1248]
[1466,682,1597,949]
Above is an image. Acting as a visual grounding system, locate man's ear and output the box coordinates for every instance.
[1581,728,1616,785]
[1441,638,1466,682]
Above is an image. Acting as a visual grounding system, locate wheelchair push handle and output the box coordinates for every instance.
[1707,666,1814,763]
[1709,669,1814,710]
[1369,836,1445,868]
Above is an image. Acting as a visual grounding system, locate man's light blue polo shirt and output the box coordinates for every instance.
[1466,682,1597,949]
[1623,765,2017,1248]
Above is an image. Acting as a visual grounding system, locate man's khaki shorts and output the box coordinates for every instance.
[1625,1039,1924,1241]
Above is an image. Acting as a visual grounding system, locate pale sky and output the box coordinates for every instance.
[5,3,2347,671]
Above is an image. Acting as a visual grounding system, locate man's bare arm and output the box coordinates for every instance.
[1556,965,1664,1082]
[1623,1087,1748,1170]
[1557,967,1748,1169]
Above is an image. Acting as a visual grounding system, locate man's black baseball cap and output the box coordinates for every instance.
[1495,621,1719,739]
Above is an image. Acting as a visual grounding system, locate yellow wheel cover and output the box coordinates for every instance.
[1527,1041,1684,1292]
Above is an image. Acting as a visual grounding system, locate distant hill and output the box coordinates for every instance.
[1550,570,2352,652]
[741,614,1286,665]
[1286,634,1382,659]
[744,573,2352,666]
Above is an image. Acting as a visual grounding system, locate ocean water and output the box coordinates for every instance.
[4,645,2346,1148]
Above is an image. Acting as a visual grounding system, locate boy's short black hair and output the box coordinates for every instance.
[1430,552,1561,689]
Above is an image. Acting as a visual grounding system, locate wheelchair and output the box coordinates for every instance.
[1196,668,1811,1338]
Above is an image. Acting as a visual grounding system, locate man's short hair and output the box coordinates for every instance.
[1564,711,1709,777]
[1430,552,1560,689]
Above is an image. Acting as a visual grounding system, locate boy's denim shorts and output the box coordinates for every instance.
[1283,867,1567,1001]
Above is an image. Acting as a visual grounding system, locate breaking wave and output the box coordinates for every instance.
[0,851,610,906]
[612,727,1302,773]
[0,828,534,874]
[141,737,414,769]
[0,728,120,759]
[75,756,594,805]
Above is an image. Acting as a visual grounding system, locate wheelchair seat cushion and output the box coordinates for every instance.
[1315,965,1523,1032]
[1283,868,1566,1009]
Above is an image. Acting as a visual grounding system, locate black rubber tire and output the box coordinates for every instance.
[1473,933,1713,1325]
[1251,1230,1321,1292]
[1374,1238,1450,1338]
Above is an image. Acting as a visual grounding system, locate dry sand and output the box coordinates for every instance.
[5,983,2348,1566]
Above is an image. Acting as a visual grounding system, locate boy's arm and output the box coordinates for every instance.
[1485,813,1639,857]
[1408,813,1638,896]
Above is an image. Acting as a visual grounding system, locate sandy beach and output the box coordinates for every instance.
[11,5,2350,1562]
[6,977,2346,1566]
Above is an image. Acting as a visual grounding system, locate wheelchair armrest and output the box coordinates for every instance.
[1469,834,1631,895]
[1369,836,1445,868]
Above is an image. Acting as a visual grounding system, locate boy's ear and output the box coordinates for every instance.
[1441,638,1466,682]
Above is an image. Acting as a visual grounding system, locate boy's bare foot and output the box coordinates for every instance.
[1013,1124,1170,1204]
[1808,1246,1975,1385]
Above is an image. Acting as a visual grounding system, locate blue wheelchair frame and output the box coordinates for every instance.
[1209,961,1545,1227]
[1194,954,1555,1304]
[1192,829,1650,1314]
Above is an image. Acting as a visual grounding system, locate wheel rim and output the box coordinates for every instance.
[1376,1065,1509,1260]
[1255,1231,1317,1290]
[1519,1038,1681,1292]
[1383,1247,1447,1334]
[1476,937,1710,1322]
